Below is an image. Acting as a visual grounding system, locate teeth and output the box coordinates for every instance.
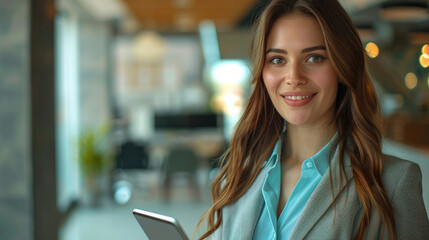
[285,95,310,100]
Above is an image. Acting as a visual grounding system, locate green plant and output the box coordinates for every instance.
[78,125,114,180]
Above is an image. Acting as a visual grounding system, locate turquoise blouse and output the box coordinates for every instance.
[252,134,336,240]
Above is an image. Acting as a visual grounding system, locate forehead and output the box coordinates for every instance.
[266,13,325,49]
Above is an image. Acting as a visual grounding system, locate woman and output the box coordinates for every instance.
[197,0,429,239]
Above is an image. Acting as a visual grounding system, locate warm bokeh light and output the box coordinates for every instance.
[365,42,379,58]
[420,55,429,68]
[420,44,429,68]
[404,72,418,89]
[422,44,429,55]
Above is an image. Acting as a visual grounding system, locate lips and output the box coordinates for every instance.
[281,92,317,106]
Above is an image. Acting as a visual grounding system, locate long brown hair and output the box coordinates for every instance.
[196,0,396,239]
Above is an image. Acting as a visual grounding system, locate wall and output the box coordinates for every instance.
[0,0,113,238]
[79,19,112,131]
[0,0,32,239]
[57,0,112,132]
[55,0,113,210]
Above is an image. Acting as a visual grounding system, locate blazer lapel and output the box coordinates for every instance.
[216,165,268,240]
[289,147,354,239]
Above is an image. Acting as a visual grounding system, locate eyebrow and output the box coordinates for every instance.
[265,45,326,55]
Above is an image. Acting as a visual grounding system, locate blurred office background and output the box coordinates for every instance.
[0,0,428,239]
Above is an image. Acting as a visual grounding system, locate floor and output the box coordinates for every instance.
[60,168,213,240]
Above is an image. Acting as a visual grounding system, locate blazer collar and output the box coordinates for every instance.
[216,165,268,240]
[289,145,354,239]
[214,145,354,240]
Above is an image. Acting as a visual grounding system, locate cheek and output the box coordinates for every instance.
[322,77,339,102]
[262,68,279,92]
[313,69,338,92]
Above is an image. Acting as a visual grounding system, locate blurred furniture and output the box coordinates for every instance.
[113,140,150,204]
[162,146,201,201]
[116,141,149,169]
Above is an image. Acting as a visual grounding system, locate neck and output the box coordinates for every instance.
[282,120,336,163]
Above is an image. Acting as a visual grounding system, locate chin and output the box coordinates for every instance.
[283,116,311,126]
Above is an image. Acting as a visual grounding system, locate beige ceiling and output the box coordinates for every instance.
[121,0,259,31]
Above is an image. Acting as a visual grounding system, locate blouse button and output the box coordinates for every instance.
[306,162,314,168]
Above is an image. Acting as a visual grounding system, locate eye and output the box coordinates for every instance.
[269,57,286,65]
[307,55,327,63]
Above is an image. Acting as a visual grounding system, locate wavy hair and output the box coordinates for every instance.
[196,0,396,239]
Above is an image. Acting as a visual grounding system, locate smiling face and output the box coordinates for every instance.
[263,13,338,129]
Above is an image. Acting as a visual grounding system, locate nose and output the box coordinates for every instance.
[284,62,307,86]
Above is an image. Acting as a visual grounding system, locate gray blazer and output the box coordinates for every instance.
[212,148,429,240]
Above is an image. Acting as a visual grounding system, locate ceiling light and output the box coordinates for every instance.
[132,31,167,63]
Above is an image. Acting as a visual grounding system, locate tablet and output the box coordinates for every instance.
[133,209,189,240]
